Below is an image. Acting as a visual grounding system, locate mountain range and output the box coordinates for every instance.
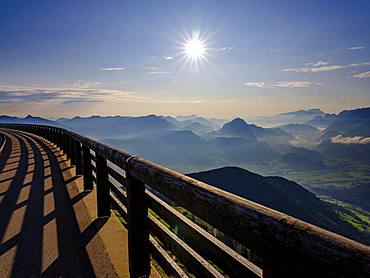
[252,108,325,127]
[317,107,370,162]
[2,107,369,168]
[321,108,370,139]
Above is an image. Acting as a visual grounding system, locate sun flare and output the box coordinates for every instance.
[184,38,206,59]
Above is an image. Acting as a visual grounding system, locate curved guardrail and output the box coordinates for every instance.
[0,123,369,278]
[0,132,6,154]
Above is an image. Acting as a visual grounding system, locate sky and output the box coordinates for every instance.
[1,0,370,119]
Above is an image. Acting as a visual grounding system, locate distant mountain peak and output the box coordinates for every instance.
[230,117,248,124]
[219,118,256,140]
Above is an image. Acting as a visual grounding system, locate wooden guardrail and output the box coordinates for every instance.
[1,123,369,278]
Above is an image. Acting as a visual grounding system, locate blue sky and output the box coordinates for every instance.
[1,0,370,118]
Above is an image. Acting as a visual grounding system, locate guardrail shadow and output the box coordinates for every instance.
[0,131,106,277]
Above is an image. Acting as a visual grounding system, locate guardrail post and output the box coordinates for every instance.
[75,141,83,175]
[126,170,150,277]
[66,136,71,158]
[56,129,61,150]
[59,131,63,151]
[82,145,93,191]
[52,128,57,146]
[46,127,50,141]
[49,127,54,143]
[58,131,62,150]
[63,134,69,157]
[96,153,110,217]
[49,128,54,144]
[70,138,77,165]
[62,132,68,155]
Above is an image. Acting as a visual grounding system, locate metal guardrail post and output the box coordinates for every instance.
[126,166,150,277]
[96,153,111,217]
[82,145,93,190]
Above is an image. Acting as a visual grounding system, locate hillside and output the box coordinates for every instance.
[345,120,370,137]
[322,107,370,139]
[189,166,368,244]
[316,108,370,162]
[307,113,337,128]
[317,141,370,163]
[278,123,321,138]
[312,183,370,212]
[279,152,325,170]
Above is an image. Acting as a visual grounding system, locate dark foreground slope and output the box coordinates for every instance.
[189,166,369,244]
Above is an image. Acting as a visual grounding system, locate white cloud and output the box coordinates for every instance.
[348,46,366,50]
[152,99,233,104]
[305,61,328,67]
[0,84,143,104]
[245,81,315,88]
[98,67,126,71]
[284,61,370,73]
[214,46,234,52]
[331,135,370,144]
[145,66,159,70]
[149,71,171,75]
[244,82,267,88]
[310,65,346,72]
[353,71,370,78]
[150,55,175,61]
[72,81,100,89]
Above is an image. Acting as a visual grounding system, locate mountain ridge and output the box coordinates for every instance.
[189,166,368,244]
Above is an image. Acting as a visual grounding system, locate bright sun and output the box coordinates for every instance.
[184,37,206,60]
